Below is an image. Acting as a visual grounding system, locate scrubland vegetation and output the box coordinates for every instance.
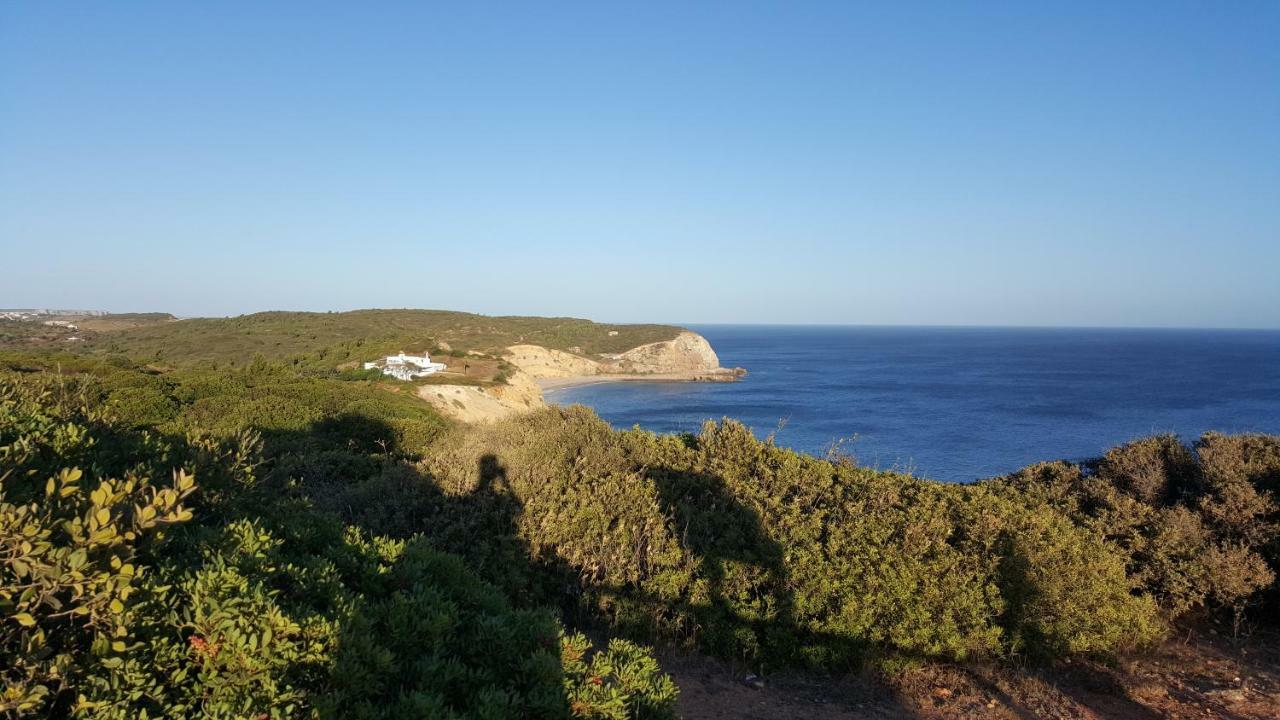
[73,314,176,333]
[0,321,71,348]
[423,410,1275,667]
[2,350,1278,718]
[82,310,683,370]
[0,357,675,719]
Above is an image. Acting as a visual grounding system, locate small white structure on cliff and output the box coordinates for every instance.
[363,351,447,381]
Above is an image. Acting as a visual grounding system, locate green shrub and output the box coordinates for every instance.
[421,408,1166,667]
[561,635,677,720]
[1094,434,1197,505]
[964,490,1163,659]
[78,516,675,720]
[0,374,676,719]
[1195,433,1280,545]
[1001,434,1279,624]
[0,379,196,715]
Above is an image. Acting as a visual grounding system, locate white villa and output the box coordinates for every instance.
[363,351,448,381]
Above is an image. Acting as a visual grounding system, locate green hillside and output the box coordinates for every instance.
[3,350,1277,720]
[75,313,176,332]
[0,313,176,350]
[3,331,1279,718]
[0,319,60,347]
[82,309,684,369]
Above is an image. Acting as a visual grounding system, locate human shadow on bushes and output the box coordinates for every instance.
[258,411,401,458]
[263,416,840,671]
[218,412,883,675]
[248,410,1280,718]
[258,417,560,600]
[646,466,794,661]
[218,416,676,718]
[640,466,873,670]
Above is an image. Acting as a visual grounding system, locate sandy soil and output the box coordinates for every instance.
[661,623,1280,719]
[538,370,744,392]
[416,370,543,423]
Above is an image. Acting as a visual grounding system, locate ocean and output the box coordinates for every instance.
[546,325,1280,482]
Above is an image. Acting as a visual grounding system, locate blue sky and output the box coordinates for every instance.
[2,2,1277,327]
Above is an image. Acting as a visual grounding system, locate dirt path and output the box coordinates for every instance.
[661,624,1280,719]
[659,652,908,719]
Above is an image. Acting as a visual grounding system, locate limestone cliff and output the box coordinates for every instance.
[508,331,729,380]
[505,345,601,378]
[420,329,739,423]
[600,331,722,374]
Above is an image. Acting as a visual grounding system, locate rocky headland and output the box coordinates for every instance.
[418,330,744,422]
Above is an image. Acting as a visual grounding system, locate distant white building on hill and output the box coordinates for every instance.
[363,351,447,380]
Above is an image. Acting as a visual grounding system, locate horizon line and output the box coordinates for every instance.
[677,321,1280,332]
[7,306,1278,332]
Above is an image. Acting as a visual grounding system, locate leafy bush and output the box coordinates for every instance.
[0,374,676,719]
[421,408,1167,668]
[0,353,449,459]
[78,517,675,720]
[1094,434,1197,505]
[1001,434,1279,624]
[1,378,197,715]
[954,487,1163,660]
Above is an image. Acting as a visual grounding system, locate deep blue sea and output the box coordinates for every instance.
[547,326,1280,482]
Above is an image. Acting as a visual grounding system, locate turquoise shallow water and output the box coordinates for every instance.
[547,325,1280,482]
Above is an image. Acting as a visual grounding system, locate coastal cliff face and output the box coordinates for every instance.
[417,371,542,424]
[507,331,723,379]
[420,330,735,423]
[602,331,722,374]
[505,345,601,378]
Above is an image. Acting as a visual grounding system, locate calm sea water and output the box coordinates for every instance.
[548,326,1280,482]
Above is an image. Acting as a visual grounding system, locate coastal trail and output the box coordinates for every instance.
[663,624,1280,719]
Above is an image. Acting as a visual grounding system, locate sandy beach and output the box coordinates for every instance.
[538,369,743,393]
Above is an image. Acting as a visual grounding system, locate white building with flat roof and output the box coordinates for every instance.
[364,351,447,380]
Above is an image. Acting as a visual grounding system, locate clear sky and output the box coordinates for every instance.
[2,2,1277,327]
